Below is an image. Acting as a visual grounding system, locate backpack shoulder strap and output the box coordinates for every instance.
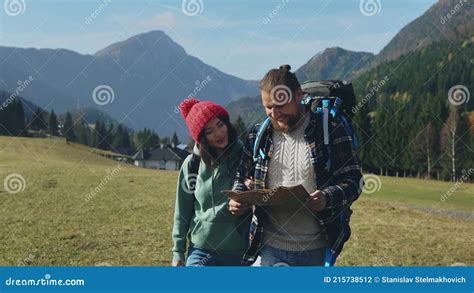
[185,153,201,195]
[189,153,201,178]
[322,100,331,146]
[253,117,271,161]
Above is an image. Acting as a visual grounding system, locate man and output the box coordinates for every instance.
[229,64,363,266]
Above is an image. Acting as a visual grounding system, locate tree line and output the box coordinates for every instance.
[0,96,183,155]
[351,40,474,181]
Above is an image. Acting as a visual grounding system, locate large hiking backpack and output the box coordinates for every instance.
[300,80,359,154]
[300,80,356,114]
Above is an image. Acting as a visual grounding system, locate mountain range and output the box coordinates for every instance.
[0,0,472,139]
[0,31,258,138]
[226,0,473,126]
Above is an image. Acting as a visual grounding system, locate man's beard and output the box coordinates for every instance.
[270,108,306,133]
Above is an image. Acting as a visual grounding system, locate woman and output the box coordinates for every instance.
[171,98,250,266]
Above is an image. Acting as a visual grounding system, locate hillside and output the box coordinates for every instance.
[378,0,473,62]
[0,136,472,266]
[352,38,474,178]
[0,136,177,265]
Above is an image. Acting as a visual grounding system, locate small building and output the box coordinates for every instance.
[132,144,190,170]
[176,143,189,151]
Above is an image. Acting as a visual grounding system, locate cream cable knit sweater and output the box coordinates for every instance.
[262,113,328,251]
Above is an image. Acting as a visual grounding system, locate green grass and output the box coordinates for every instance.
[0,136,472,266]
[0,137,176,265]
[361,175,473,212]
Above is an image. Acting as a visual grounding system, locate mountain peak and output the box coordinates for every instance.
[296,47,375,81]
[0,29,258,139]
[94,30,185,58]
[128,30,167,42]
[322,47,345,53]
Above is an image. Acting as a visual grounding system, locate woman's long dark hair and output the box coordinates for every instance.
[198,115,238,168]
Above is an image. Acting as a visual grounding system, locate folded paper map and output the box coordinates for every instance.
[222,184,310,206]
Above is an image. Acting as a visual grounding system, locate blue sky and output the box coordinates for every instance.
[1,0,437,80]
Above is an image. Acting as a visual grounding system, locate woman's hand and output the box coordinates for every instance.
[244,177,255,189]
[228,199,250,216]
[172,260,185,266]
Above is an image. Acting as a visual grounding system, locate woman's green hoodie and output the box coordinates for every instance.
[172,140,250,261]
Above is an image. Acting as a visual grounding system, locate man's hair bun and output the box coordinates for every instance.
[279,64,291,71]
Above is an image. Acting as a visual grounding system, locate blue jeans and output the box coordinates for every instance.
[259,245,327,266]
[186,246,245,266]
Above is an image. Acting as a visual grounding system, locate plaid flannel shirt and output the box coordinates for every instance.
[232,110,363,265]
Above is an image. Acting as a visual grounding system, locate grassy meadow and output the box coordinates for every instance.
[0,136,472,266]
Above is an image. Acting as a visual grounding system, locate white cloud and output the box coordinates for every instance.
[137,12,177,29]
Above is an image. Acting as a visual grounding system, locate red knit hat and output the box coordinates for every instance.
[179,98,229,142]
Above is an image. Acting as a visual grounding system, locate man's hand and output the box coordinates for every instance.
[307,190,327,212]
[228,199,250,216]
[172,260,185,266]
